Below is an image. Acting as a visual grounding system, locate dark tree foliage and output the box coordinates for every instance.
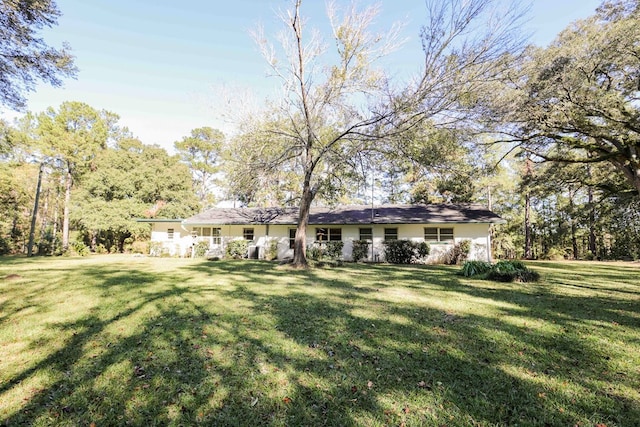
[0,0,76,110]
[488,0,640,196]
[74,139,201,252]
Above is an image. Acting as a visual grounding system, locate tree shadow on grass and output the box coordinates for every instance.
[221,278,639,426]
[1,259,638,426]
[181,260,640,424]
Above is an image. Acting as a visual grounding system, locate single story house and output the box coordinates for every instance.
[139,204,505,262]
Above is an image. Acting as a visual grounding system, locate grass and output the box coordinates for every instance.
[0,256,638,426]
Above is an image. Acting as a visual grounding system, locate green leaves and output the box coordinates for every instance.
[497,1,640,195]
[0,0,77,110]
[174,127,224,204]
[37,101,108,174]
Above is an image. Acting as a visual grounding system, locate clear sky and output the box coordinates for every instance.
[1,0,602,153]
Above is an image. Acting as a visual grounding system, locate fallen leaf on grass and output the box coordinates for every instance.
[283,396,292,404]
[367,380,373,389]
[417,380,432,389]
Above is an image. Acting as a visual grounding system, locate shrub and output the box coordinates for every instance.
[0,235,13,255]
[307,241,344,261]
[492,260,527,272]
[352,240,370,262]
[543,247,566,261]
[383,240,430,264]
[307,244,323,261]
[444,239,471,265]
[325,241,344,260]
[149,242,163,257]
[37,229,60,255]
[459,260,492,277]
[71,240,90,257]
[226,240,249,259]
[193,241,210,258]
[130,241,148,254]
[486,260,540,283]
[460,260,540,282]
[266,239,279,260]
[416,241,430,258]
[95,243,108,254]
[122,237,135,253]
[383,240,414,264]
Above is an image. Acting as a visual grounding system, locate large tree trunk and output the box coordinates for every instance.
[524,191,532,259]
[523,157,533,259]
[62,166,72,252]
[618,159,640,197]
[27,162,44,256]
[569,194,578,260]
[52,191,59,254]
[39,189,49,241]
[292,173,314,268]
[588,187,597,257]
[570,219,578,260]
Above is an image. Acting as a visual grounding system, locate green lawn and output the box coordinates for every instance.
[1,256,638,426]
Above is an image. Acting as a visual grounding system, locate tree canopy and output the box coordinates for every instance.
[0,0,76,110]
[230,0,526,267]
[487,0,640,196]
[174,127,224,206]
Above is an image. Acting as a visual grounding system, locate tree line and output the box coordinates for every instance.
[1,0,639,263]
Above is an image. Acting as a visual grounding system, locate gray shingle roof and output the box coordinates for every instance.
[183,204,505,225]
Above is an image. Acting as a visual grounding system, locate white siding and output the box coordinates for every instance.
[149,221,188,256]
[148,221,493,262]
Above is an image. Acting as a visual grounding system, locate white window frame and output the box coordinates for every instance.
[359,227,373,241]
[289,228,296,249]
[315,227,342,242]
[243,228,255,241]
[424,227,454,242]
[384,228,398,241]
[212,228,221,245]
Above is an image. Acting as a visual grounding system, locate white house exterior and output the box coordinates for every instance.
[140,204,505,262]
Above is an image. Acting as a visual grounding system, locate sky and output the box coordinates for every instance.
[1,0,603,153]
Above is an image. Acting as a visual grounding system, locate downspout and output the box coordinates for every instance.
[487,224,492,263]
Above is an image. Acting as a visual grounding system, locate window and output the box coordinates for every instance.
[212,228,221,245]
[316,228,342,242]
[243,228,254,241]
[424,227,454,242]
[289,228,296,249]
[384,228,398,241]
[440,228,454,241]
[202,227,212,237]
[167,228,174,240]
[192,227,200,238]
[359,227,372,241]
[424,227,438,241]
